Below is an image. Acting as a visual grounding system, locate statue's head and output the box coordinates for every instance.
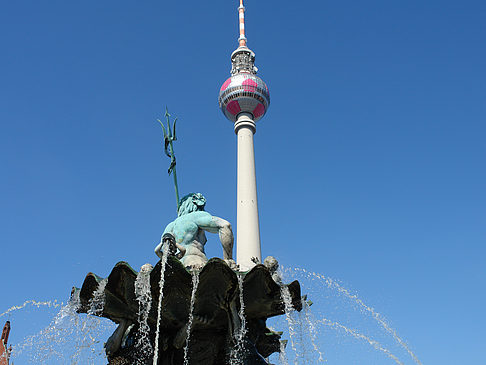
[177,193,206,217]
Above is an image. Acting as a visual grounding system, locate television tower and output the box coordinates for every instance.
[218,0,270,271]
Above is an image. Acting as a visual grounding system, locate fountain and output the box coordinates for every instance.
[72,209,302,364]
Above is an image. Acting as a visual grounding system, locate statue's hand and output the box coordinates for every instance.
[224,259,239,271]
[175,243,186,259]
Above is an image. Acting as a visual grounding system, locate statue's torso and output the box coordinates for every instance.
[165,212,209,264]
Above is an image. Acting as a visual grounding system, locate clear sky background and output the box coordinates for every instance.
[1,0,485,364]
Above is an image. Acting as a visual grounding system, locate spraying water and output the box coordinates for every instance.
[291,267,422,365]
[88,278,108,316]
[153,244,170,365]
[230,273,247,365]
[183,271,200,365]
[279,340,290,365]
[280,285,299,365]
[301,299,323,362]
[135,263,154,363]
[319,318,404,365]
[11,293,81,361]
[10,291,115,364]
[0,300,62,318]
[295,308,309,364]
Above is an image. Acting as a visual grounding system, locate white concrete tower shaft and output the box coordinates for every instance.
[235,113,261,271]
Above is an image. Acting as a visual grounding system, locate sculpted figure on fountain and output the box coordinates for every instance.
[154,193,237,270]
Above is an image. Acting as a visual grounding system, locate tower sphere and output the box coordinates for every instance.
[218,73,270,123]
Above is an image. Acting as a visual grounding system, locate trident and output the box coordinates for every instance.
[157,107,180,213]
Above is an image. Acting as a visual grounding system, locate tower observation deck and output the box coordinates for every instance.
[218,0,270,271]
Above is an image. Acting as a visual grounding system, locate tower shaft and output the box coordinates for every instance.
[235,113,261,270]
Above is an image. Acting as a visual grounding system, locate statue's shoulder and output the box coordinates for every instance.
[163,221,175,233]
[186,211,212,219]
[173,211,211,223]
[177,211,212,225]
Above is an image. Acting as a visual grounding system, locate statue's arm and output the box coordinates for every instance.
[196,213,234,261]
[154,222,174,259]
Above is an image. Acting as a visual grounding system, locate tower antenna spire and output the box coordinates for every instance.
[238,0,247,47]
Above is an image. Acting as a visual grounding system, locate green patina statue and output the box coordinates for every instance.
[154,193,236,270]
[156,110,236,270]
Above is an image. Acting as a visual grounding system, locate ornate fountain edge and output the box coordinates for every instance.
[72,256,303,364]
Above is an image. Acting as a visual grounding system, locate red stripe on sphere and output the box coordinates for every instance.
[227,100,241,116]
[242,78,258,92]
[220,78,232,92]
[253,103,265,119]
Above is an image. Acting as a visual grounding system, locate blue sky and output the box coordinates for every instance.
[1,0,485,364]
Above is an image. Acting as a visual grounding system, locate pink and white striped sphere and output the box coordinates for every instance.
[218,73,270,122]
